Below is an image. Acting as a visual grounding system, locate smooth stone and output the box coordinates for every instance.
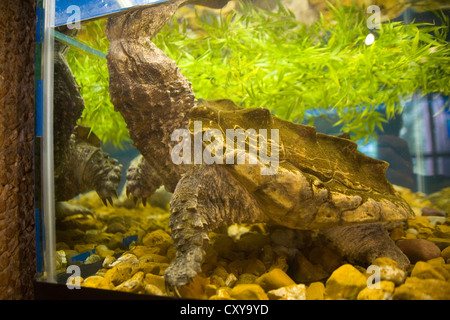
[82,276,113,290]
[267,284,306,300]
[307,246,343,273]
[393,277,450,299]
[422,206,446,217]
[357,281,395,300]
[396,239,441,263]
[236,232,270,253]
[441,246,450,261]
[144,284,164,296]
[255,268,296,291]
[434,225,450,239]
[306,282,325,300]
[370,257,407,286]
[103,262,136,286]
[131,245,160,258]
[291,252,329,283]
[325,264,367,300]
[102,255,116,268]
[230,284,269,300]
[106,222,127,234]
[95,245,115,259]
[85,254,102,264]
[411,261,448,281]
[144,273,166,293]
[114,271,145,293]
[142,229,173,254]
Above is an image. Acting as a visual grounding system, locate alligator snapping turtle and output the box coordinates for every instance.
[53,27,122,207]
[105,0,414,289]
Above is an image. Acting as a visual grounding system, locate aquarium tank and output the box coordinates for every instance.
[35,0,450,300]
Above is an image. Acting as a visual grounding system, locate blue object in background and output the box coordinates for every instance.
[55,0,169,27]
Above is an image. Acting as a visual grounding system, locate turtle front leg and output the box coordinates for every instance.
[322,223,410,267]
[125,155,164,206]
[165,165,267,289]
[74,140,123,206]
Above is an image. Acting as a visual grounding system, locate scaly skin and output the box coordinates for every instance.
[53,27,122,205]
[106,0,413,290]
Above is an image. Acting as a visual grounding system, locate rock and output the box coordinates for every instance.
[142,229,173,255]
[290,252,329,283]
[95,245,115,259]
[210,266,229,287]
[422,207,446,217]
[205,284,218,298]
[74,244,96,254]
[110,253,139,267]
[139,261,169,276]
[103,260,137,286]
[307,246,343,273]
[66,276,83,288]
[103,255,116,268]
[434,225,450,239]
[427,216,446,226]
[108,233,124,250]
[82,276,113,290]
[267,284,306,300]
[396,239,442,263]
[144,284,164,296]
[441,246,450,261]
[426,257,450,280]
[210,233,238,260]
[224,273,238,287]
[58,214,102,231]
[393,277,450,299]
[255,268,296,291]
[131,245,160,258]
[106,222,127,234]
[144,273,166,293]
[236,273,258,285]
[227,258,266,277]
[85,254,102,264]
[306,282,325,300]
[325,264,367,300]
[230,284,269,300]
[407,216,434,237]
[114,271,145,293]
[410,261,447,281]
[357,281,395,300]
[370,257,407,286]
[138,253,169,264]
[209,287,234,300]
[236,232,270,253]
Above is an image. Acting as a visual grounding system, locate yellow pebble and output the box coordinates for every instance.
[255,268,296,291]
[306,282,325,300]
[230,284,269,300]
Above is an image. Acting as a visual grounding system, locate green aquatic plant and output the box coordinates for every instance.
[155,2,450,141]
[66,19,131,147]
[67,2,450,145]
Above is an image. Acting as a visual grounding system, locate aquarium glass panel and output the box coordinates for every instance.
[37,0,450,300]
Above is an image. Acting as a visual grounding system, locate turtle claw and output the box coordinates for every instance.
[101,197,108,207]
[142,197,147,207]
[107,196,114,206]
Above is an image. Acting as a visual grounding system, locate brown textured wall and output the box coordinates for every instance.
[0,0,37,299]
